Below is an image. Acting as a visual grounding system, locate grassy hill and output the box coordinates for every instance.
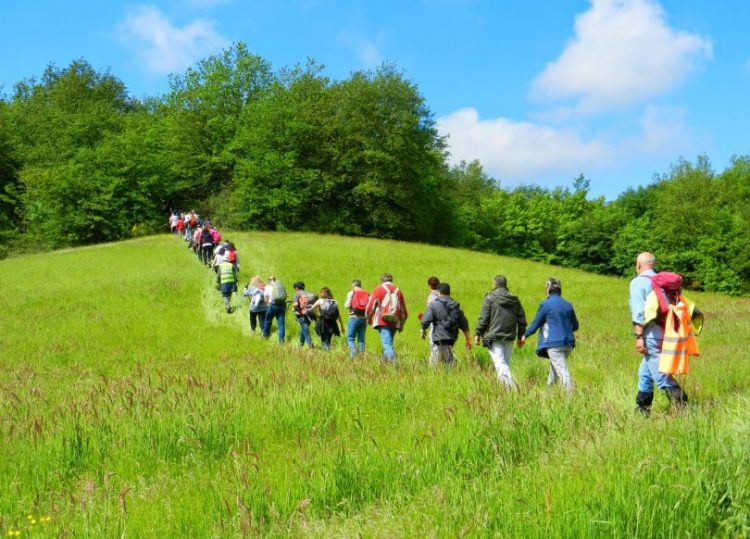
[1,233,749,537]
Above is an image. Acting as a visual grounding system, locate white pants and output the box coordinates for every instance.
[488,340,515,388]
[547,347,573,392]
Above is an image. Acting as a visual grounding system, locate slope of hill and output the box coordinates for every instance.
[1,233,748,537]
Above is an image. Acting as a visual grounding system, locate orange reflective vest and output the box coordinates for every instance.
[658,296,700,375]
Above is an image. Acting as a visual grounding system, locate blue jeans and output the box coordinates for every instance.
[262,303,286,343]
[376,326,397,362]
[638,337,681,392]
[297,315,314,348]
[347,317,367,357]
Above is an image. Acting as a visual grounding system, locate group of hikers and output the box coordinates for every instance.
[168,212,704,412]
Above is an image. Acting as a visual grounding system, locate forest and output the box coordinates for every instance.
[0,43,748,294]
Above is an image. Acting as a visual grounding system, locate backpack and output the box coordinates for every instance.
[320,299,340,320]
[436,300,461,333]
[227,250,237,264]
[270,281,287,304]
[350,289,370,315]
[297,291,317,317]
[379,285,402,323]
[649,272,683,315]
[250,288,266,313]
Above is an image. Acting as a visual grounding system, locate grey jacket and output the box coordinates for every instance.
[421,296,469,344]
[475,287,527,345]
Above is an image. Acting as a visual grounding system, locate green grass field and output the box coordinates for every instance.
[1,233,749,538]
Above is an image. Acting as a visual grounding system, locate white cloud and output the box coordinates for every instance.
[357,39,383,68]
[437,108,612,181]
[117,5,229,75]
[530,0,712,113]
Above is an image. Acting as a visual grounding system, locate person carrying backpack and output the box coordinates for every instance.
[420,283,471,366]
[312,287,345,351]
[343,279,370,357]
[630,252,703,416]
[292,282,317,348]
[262,276,287,343]
[242,276,268,333]
[520,278,579,392]
[365,273,408,363]
[226,242,240,273]
[216,259,238,313]
[200,225,214,267]
[475,275,527,389]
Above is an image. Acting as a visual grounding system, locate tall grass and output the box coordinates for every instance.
[0,233,748,537]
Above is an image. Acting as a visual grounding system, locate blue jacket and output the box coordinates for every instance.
[523,293,579,358]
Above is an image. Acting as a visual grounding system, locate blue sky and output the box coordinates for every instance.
[1,0,748,198]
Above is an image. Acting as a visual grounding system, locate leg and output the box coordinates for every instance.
[356,318,366,353]
[223,294,231,313]
[378,327,397,363]
[276,309,286,343]
[262,306,274,339]
[488,341,515,388]
[547,347,573,392]
[645,338,687,406]
[347,318,357,357]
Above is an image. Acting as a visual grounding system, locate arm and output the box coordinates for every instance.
[420,305,434,336]
[571,307,579,333]
[459,310,472,350]
[399,289,408,325]
[523,302,546,338]
[475,297,491,343]
[365,287,379,319]
[344,291,353,309]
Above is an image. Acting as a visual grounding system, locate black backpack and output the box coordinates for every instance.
[320,299,340,321]
[436,300,461,332]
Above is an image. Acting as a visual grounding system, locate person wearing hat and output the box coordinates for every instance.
[475,275,527,388]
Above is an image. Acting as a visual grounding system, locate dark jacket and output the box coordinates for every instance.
[523,293,579,358]
[475,287,527,346]
[420,296,469,344]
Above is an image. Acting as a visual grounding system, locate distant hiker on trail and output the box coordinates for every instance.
[226,242,239,273]
[426,276,440,306]
[169,212,178,234]
[242,276,267,334]
[262,276,287,343]
[292,282,317,349]
[211,247,227,273]
[630,252,703,416]
[200,225,214,266]
[191,227,202,257]
[365,273,408,363]
[475,275,527,389]
[420,282,471,366]
[210,225,221,246]
[216,258,238,314]
[344,279,370,358]
[521,278,579,392]
[175,214,185,237]
[312,287,345,351]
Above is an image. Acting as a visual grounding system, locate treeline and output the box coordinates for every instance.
[0,43,748,294]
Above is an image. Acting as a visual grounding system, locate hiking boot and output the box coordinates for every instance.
[665,387,688,407]
[636,391,654,417]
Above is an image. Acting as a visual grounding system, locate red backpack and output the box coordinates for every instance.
[649,272,683,315]
[227,250,237,264]
[350,289,370,314]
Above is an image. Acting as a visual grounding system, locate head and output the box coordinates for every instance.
[250,275,264,286]
[268,275,276,283]
[636,252,656,274]
[381,273,394,283]
[352,279,362,289]
[437,282,451,296]
[217,247,225,255]
[319,287,332,299]
[494,275,508,289]
[545,278,562,297]
[227,242,235,251]
[427,276,440,290]
[293,281,305,291]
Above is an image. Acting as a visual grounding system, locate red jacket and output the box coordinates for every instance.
[365,282,408,329]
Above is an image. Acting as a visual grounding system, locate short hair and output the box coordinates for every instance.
[427,276,440,290]
[352,279,362,287]
[381,273,394,282]
[293,281,305,290]
[546,278,562,295]
[494,275,507,288]
[437,282,451,296]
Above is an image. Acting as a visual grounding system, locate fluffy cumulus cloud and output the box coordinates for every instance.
[437,108,612,180]
[531,0,712,113]
[117,5,229,75]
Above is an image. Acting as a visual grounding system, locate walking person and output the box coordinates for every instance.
[242,276,268,334]
[292,282,317,348]
[200,225,214,267]
[216,258,238,313]
[475,275,527,388]
[365,273,408,363]
[262,276,287,343]
[343,279,370,357]
[312,287,346,351]
[420,283,471,366]
[520,278,579,392]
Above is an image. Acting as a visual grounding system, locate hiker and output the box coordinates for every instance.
[292,282,317,348]
[226,242,240,273]
[200,225,214,266]
[210,225,221,246]
[242,276,268,333]
[343,279,370,357]
[520,278,579,392]
[426,276,440,306]
[475,275,527,388]
[312,287,346,350]
[216,258,238,313]
[175,214,185,237]
[211,247,227,273]
[192,227,202,257]
[262,276,287,343]
[630,252,703,415]
[365,273,408,363]
[169,212,178,233]
[420,282,471,366]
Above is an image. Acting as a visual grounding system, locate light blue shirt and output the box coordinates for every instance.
[629,269,664,341]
